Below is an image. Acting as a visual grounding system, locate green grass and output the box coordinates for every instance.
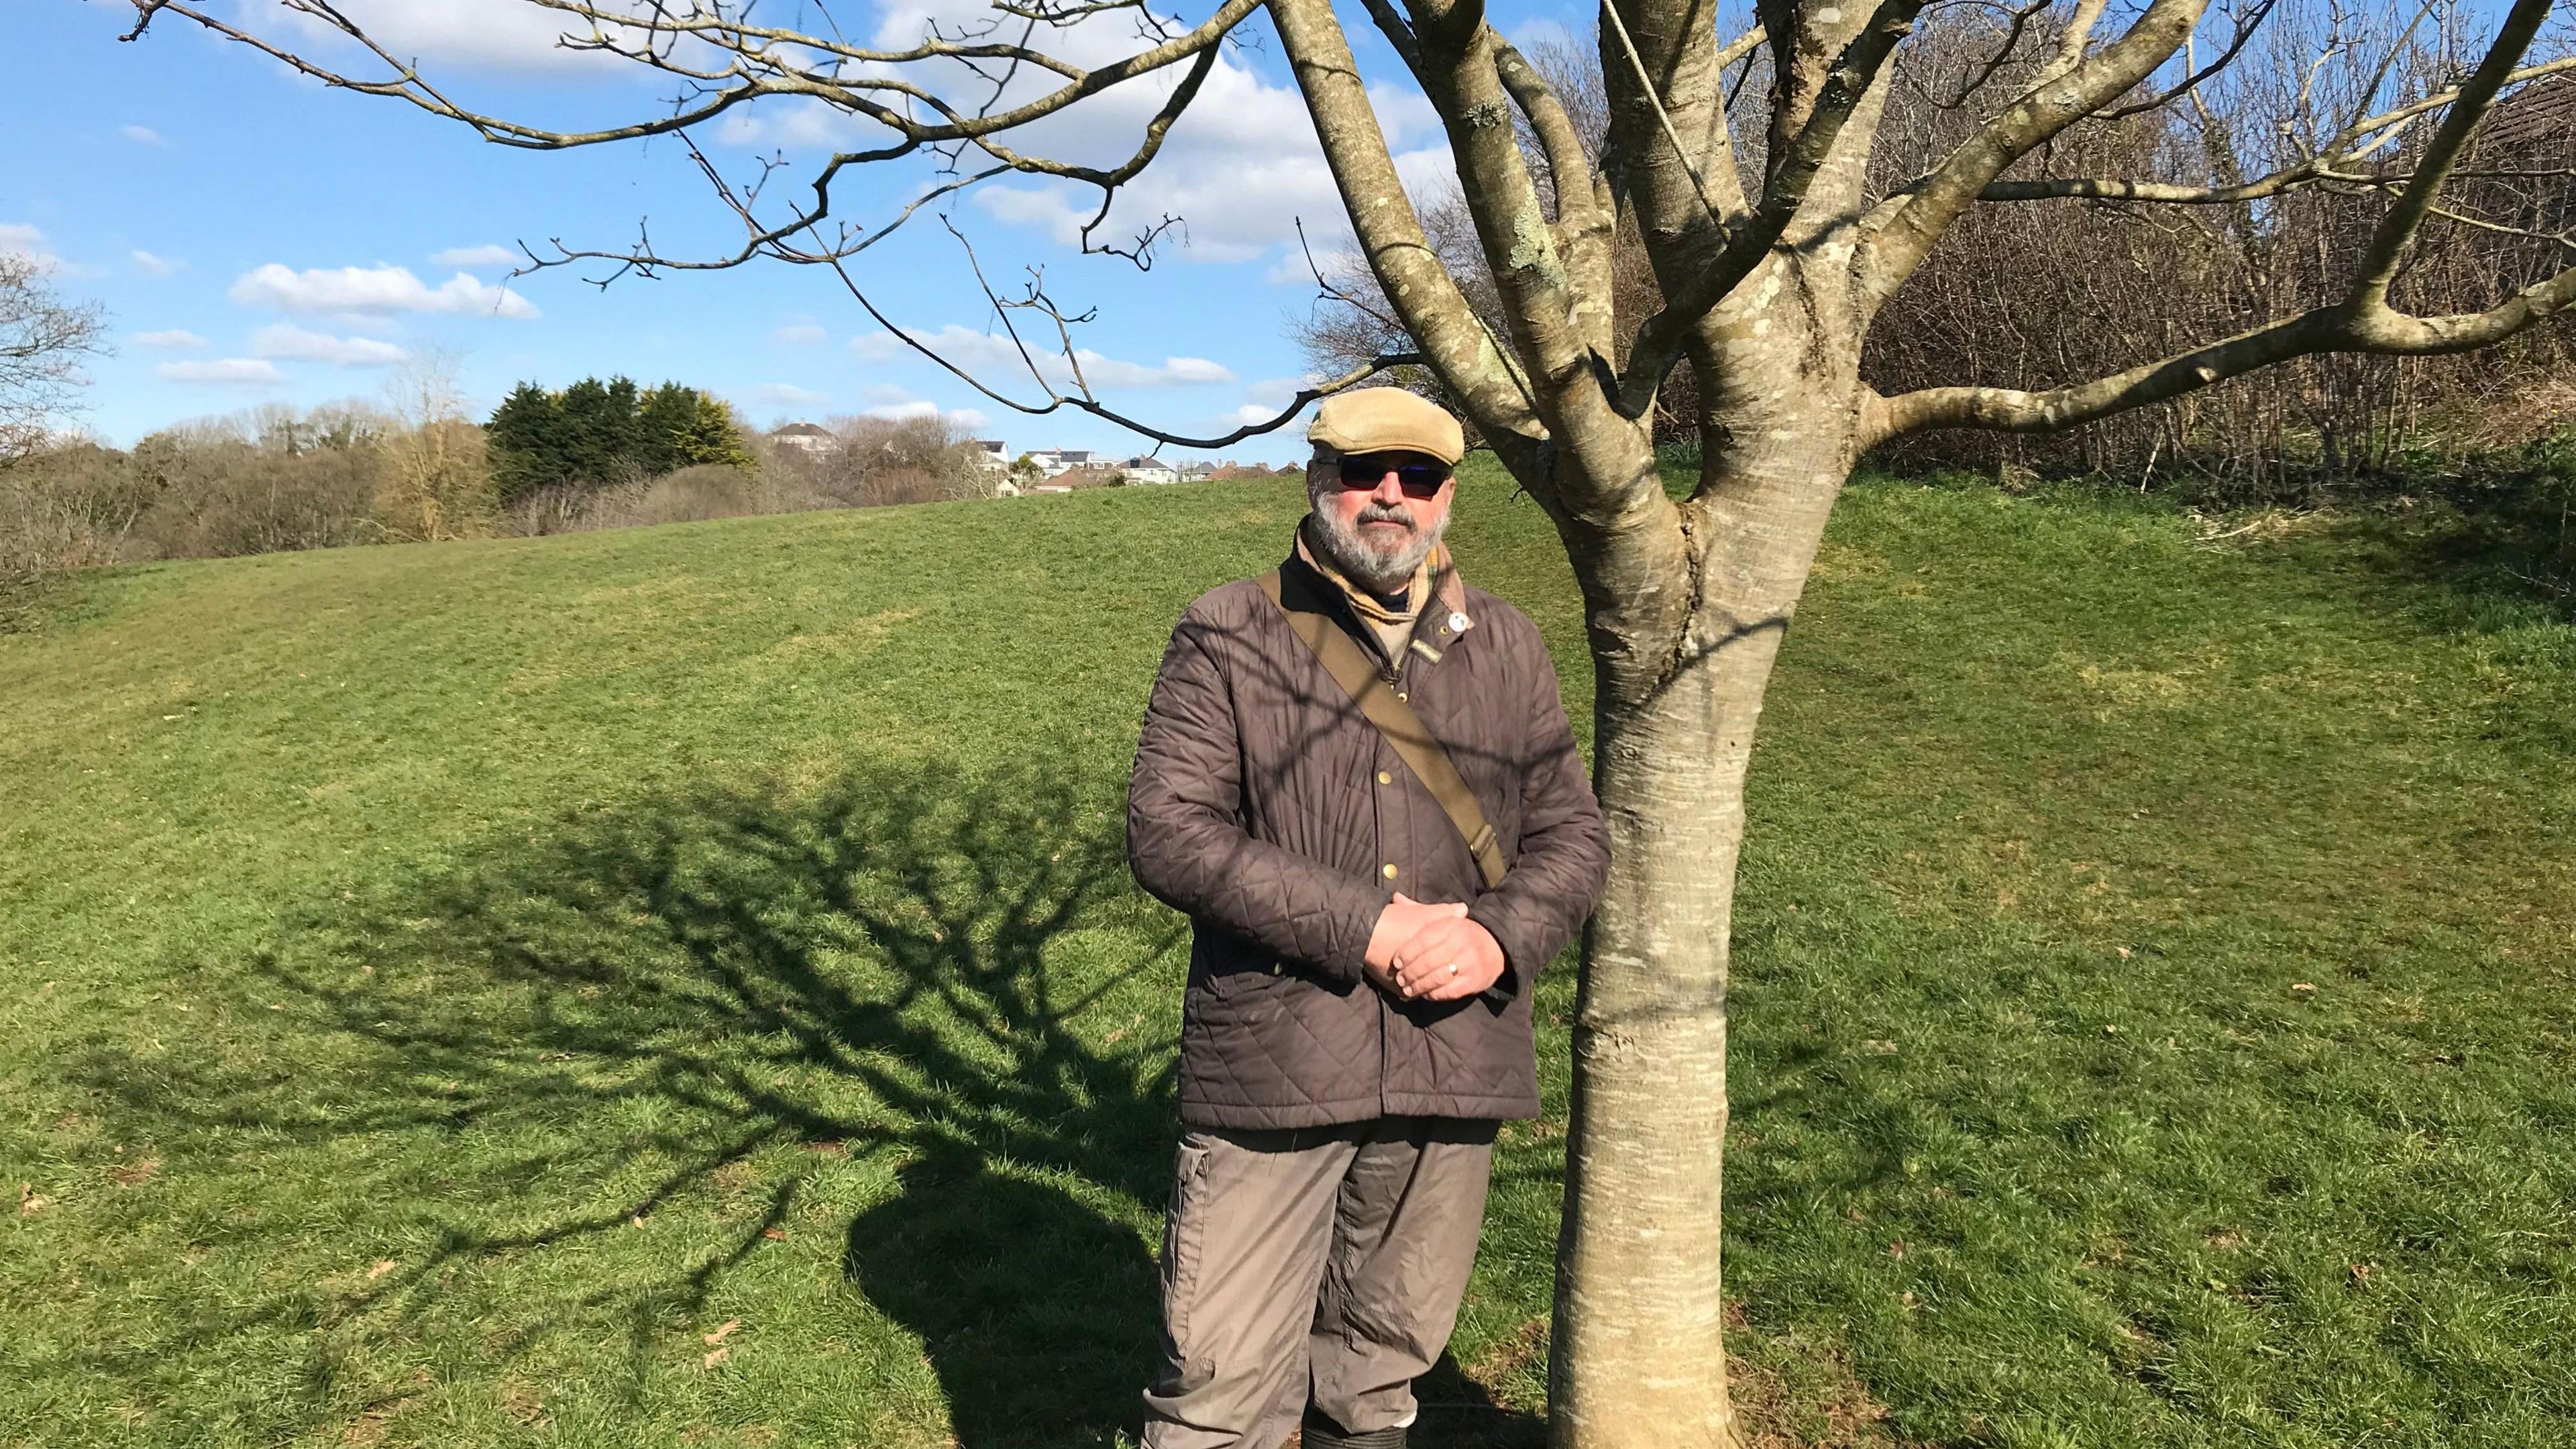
[3,471,2571,1448]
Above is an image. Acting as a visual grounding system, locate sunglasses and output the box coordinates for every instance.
[1332,453,1450,498]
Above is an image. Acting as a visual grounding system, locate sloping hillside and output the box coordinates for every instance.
[4,473,2571,1448]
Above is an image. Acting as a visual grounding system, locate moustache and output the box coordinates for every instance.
[1353,504,1415,529]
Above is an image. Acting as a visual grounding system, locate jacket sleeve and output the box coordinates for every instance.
[1466,626,1611,998]
[1127,606,1385,983]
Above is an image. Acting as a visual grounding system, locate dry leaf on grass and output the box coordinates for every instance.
[18,1183,48,1216]
[367,1259,397,1281]
[499,1381,547,1427]
[704,1319,741,1346]
[702,1347,731,1369]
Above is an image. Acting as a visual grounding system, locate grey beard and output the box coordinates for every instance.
[1306,502,1444,596]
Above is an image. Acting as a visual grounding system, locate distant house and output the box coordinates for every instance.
[1114,455,1181,486]
[1024,447,1096,477]
[771,421,835,453]
[1180,462,1218,482]
[969,439,1009,472]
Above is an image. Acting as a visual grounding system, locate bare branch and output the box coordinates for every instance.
[1868,0,2572,448]
[1267,0,1542,440]
[824,241,1426,449]
[1860,0,2216,297]
[1617,0,1930,417]
[2349,0,2555,305]
[1864,254,2576,441]
[2094,0,2279,122]
[124,0,1260,158]
[1964,53,2576,203]
[2036,0,2111,87]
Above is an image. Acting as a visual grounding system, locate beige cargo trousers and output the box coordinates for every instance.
[1140,1116,1499,1448]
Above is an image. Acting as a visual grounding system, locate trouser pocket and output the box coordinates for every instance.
[1157,1134,1219,1393]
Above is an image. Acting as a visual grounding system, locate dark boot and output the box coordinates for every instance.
[1299,1406,1407,1449]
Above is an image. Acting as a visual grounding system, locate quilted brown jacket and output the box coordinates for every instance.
[1128,531,1611,1129]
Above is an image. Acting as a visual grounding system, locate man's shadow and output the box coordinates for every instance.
[846,1149,1164,1446]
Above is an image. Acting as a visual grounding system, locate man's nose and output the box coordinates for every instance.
[1368,473,1407,505]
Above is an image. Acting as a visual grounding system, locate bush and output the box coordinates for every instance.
[763,415,987,508]
[506,464,828,535]
[124,431,384,559]
[1,445,144,586]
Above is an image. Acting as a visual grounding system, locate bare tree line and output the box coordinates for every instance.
[0,380,1001,590]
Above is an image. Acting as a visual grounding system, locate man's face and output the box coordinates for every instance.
[1309,448,1455,589]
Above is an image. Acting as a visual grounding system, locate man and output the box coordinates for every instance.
[1127,388,1612,1449]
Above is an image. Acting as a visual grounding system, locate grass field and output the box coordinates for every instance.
[4,469,2572,1448]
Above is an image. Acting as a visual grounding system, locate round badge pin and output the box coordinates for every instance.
[1447,611,1468,633]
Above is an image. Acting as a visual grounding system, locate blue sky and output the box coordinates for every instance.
[6,0,1582,462]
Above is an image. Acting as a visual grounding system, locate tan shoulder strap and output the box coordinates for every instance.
[1259,570,1507,890]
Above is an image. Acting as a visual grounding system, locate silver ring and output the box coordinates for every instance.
[1446,963,1458,976]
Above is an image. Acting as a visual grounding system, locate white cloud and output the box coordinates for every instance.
[751,382,830,408]
[121,124,165,146]
[270,0,637,73]
[1,223,60,270]
[716,99,896,150]
[134,329,208,350]
[156,358,286,385]
[431,244,521,268]
[131,250,183,278]
[1265,246,1358,287]
[861,398,992,431]
[896,0,1456,264]
[771,323,828,345]
[252,324,409,367]
[1244,376,1311,405]
[851,324,1233,389]
[699,0,1455,264]
[862,399,945,423]
[229,263,541,319]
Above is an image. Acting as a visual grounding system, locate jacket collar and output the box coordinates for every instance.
[1283,521,1476,656]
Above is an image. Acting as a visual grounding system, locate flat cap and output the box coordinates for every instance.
[1307,387,1465,467]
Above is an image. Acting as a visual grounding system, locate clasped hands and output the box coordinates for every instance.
[1362,892,1505,1002]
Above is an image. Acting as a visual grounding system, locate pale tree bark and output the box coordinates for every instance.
[133,0,2576,1442]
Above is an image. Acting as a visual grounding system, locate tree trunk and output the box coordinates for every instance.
[1548,374,1856,1448]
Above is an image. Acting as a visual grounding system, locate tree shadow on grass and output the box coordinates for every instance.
[72,756,1187,1446]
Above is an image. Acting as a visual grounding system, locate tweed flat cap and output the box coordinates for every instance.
[1307,388,1465,467]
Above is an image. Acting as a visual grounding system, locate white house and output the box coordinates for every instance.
[1023,447,1096,477]
[969,439,1009,472]
[771,421,835,452]
[1114,455,1181,486]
